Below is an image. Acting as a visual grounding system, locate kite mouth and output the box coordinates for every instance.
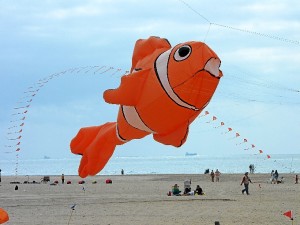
[204,58,222,78]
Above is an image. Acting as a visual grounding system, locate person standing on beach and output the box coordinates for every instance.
[210,170,215,182]
[273,170,279,184]
[295,174,299,184]
[61,174,65,184]
[241,172,252,195]
[215,169,221,182]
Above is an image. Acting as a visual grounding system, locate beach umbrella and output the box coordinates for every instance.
[71,36,223,178]
[0,208,9,224]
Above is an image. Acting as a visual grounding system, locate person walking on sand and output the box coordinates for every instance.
[241,172,252,195]
[215,169,221,182]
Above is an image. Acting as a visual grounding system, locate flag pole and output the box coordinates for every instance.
[67,210,74,225]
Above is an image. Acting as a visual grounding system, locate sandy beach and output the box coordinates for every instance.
[0,173,299,225]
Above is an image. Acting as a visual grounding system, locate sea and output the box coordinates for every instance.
[0,154,299,176]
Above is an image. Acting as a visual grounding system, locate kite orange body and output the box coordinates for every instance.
[0,208,9,224]
[71,36,223,177]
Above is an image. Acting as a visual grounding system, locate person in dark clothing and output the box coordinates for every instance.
[61,174,65,184]
[194,185,204,195]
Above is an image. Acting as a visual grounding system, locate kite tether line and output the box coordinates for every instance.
[178,0,300,45]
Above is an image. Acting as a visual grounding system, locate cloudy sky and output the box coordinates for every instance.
[1,0,299,162]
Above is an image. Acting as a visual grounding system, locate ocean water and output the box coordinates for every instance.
[0,154,299,176]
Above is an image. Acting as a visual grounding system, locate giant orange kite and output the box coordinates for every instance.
[71,36,223,177]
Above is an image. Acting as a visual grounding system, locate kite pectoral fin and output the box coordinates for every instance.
[153,124,189,147]
[103,69,150,106]
[70,122,123,178]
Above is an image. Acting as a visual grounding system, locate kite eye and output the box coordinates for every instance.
[174,45,191,61]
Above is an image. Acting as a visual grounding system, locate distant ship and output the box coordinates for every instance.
[185,152,197,156]
[43,156,51,159]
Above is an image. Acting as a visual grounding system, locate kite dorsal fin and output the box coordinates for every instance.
[131,36,171,70]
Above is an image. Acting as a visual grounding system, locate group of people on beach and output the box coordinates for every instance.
[204,168,221,182]
[210,169,221,182]
[270,170,284,184]
[249,164,255,174]
[170,181,204,196]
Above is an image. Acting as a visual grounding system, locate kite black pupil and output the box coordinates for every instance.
[178,46,190,57]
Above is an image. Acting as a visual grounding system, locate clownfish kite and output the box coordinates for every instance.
[71,36,223,178]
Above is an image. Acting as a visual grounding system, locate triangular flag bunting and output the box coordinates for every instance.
[283,210,293,219]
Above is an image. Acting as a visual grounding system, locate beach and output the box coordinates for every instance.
[0,173,299,225]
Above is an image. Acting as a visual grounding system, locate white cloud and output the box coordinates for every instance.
[240,2,288,14]
[222,46,300,74]
[40,5,106,20]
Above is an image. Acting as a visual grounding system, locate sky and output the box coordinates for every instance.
[0,0,299,163]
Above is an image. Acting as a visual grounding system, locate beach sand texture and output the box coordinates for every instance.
[0,174,299,225]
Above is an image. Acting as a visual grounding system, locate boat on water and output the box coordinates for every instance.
[185,152,197,156]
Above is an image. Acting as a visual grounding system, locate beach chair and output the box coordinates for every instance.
[41,176,50,183]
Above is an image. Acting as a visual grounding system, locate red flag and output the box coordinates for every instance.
[228,128,232,132]
[212,116,217,120]
[283,210,293,219]
[200,111,209,117]
[235,133,240,137]
[267,155,271,159]
[259,150,263,153]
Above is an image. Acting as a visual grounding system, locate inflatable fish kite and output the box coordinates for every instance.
[71,36,223,178]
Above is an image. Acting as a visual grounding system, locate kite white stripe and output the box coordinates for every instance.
[122,106,155,133]
[155,49,199,111]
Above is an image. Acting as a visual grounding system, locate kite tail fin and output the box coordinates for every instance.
[70,122,123,178]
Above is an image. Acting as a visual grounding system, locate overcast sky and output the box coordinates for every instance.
[1,0,299,162]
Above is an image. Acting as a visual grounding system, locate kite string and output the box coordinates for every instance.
[4,65,125,177]
[177,0,212,43]
[178,0,211,23]
[203,23,212,43]
[179,0,300,45]
[211,22,300,45]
